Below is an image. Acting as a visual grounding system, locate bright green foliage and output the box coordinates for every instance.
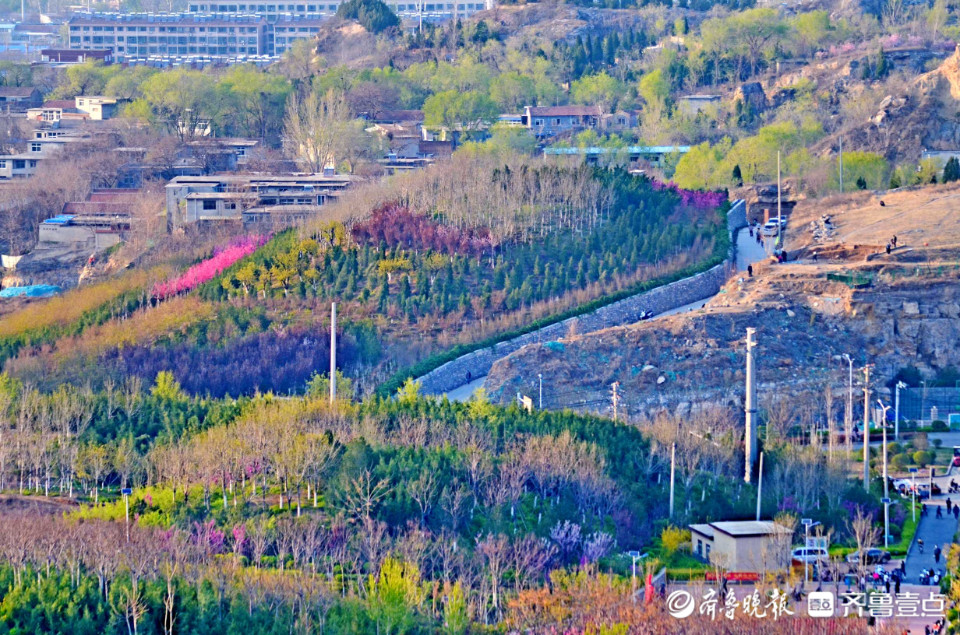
[835,151,889,191]
[423,89,499,131]
[570,72,626,111]
[151,371,187,402]
[306,370,355,400]
[443,582,469,634]
[367,558,424,634]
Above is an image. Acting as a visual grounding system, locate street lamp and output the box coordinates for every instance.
[843,354,854,450]
[878,399,892,548]
[801,518,820,587]
[538,373,543,410]
[910,467,919,523]
[628,551,647,601]
[895,381,906,440]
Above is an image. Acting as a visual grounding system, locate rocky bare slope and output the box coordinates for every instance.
[483,257,960,419]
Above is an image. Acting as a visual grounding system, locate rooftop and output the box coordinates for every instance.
[527,105,602,117]
[691,520,793,538]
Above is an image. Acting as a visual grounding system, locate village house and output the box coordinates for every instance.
[0,87,42,112]
[522,105,602,137]
[165,173,354,230]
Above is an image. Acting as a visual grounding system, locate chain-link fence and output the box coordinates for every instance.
[898,386,960,423]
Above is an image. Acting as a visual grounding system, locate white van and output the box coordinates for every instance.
[791,547,828,564]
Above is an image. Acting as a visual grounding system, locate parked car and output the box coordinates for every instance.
[761,220,780,236]
[846,549,892,565]
[792,547,828,564]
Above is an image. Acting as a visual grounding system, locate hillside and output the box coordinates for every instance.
[0,163,727,398]
[484,184,960,418]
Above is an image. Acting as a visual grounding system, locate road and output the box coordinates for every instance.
[439,226,772,402]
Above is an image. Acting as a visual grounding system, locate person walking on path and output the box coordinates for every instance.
[934,545,942,564]
[895,576,901,594]
[947,498,952,513]
[936,505,943,519]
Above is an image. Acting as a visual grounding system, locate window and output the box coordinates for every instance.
[30,143,41,152]
[696,540,702,557]
[13,160,25,169]
[202,199,217,210]
[0,160,6,168]
[28,160,36,168]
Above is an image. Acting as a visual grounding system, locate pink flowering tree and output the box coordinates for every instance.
[152,235,269,298]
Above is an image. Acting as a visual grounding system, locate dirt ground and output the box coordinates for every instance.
[788,182,960,254]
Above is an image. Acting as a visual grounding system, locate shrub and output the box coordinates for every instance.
[891,453,910,471]
[661,526,690,558]
[932,420,948,432]
[913,450,934,468]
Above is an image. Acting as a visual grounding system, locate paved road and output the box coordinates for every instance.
[439,225,772,403]
[904,497,959,583]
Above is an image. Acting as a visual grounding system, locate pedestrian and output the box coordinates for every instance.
[892,235,898,248]
[935,545,942,563]
[901,559,906,575]
[747,264,753,277]
[886,243,892,255]
[885,577,891,593]
[948,498,952,513]
[749,227,754,238]
[937,505,943,519]
[954,506,958,520]
[895,576,901,594]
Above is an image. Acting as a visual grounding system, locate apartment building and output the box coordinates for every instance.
[67,13,267,60]
[185,0,494,21]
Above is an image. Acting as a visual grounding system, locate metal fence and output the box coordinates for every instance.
[899,386,960,423]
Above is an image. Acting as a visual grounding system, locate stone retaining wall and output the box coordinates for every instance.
[418,199,747,395]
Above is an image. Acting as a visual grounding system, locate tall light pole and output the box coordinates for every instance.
[538,373,543,410]
[745,328,758,483]
[878,399,892,548]
[895,381,906,441]
[802,519,819,587]
[863,365,872,492]
[843,354,854,455]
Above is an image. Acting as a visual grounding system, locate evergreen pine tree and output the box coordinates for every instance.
[732,164,743,186]
[943,157,960,183]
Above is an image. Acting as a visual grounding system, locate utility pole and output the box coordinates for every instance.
[843,354,853,455]
[863,365,872,492]
[330,302,337,404]
[777,150,782,240]
[538,373,543,410]
[895,381,906,441]
[745,328,758,483]
[878,400,891,548]
[756,452,764,521]
[611,382,620,422]
[669,441,676,519]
